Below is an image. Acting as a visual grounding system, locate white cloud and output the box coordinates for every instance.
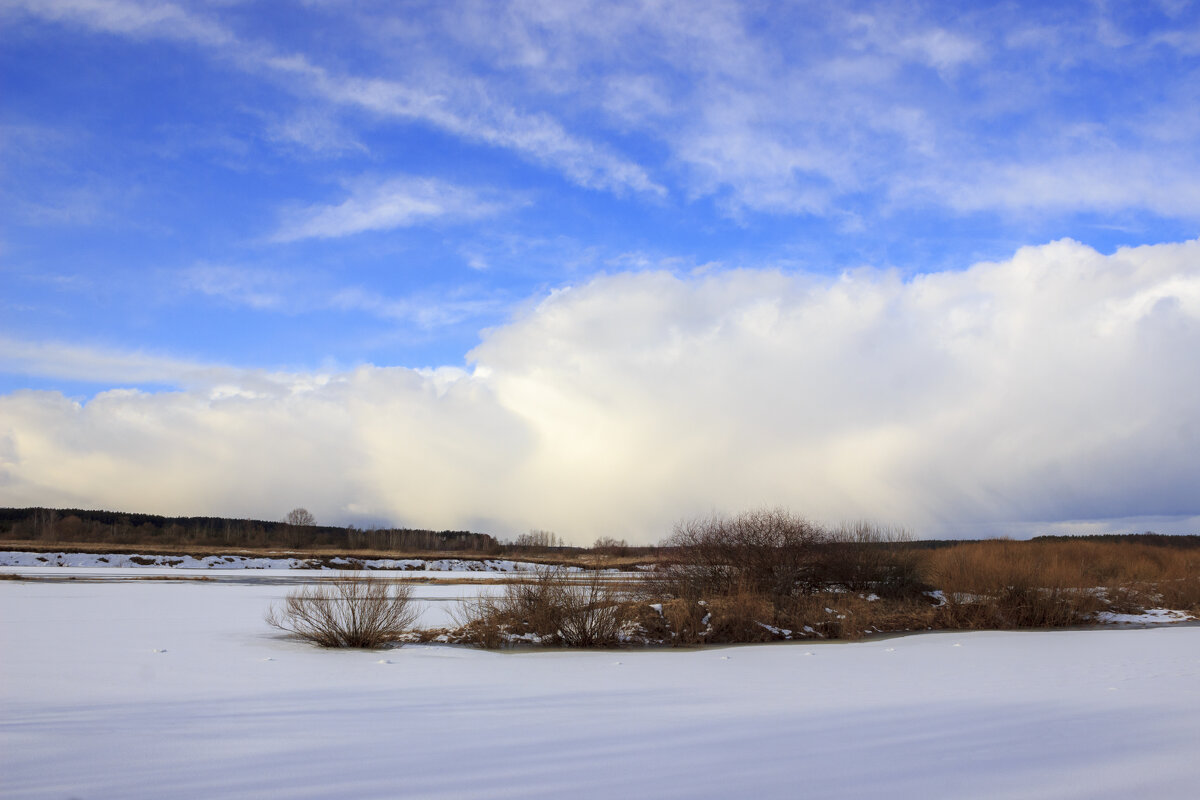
[3,239,1199,541]
[273,176,505,241]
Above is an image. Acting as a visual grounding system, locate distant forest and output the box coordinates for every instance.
[2,507,1194,556]
[0,507,498,553]
[1031,532,1200,548]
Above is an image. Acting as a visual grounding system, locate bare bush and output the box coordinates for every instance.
[266,572,419,647]
[705,591,777,643]
[453,567,630,647]
[451,593,507,648]
[556,569,628,647]
[661,508,828,600]
[822,522,927,597]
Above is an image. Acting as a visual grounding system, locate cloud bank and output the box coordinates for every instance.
[3,239,1199,542]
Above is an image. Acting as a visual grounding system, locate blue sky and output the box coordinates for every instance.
[2,0,1199,541]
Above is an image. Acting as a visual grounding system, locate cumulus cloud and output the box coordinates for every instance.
[3,239,1199,541]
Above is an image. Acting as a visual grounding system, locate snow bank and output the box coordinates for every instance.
[2,580,1199,799]
[1095,608,1193,625]
[0,550,535,572]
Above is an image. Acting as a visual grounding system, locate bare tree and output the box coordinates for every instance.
[592,536,629,556]
[285,507,315,527]
[512,529,562,548]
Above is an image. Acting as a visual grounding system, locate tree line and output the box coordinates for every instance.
[0,507,497,553]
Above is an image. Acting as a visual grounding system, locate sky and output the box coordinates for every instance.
[1,0,1199,543]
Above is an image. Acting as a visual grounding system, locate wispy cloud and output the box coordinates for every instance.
[6,0,663,199]
[3,0,233,47]
[174,264,506,332]
[329,286,506,330]
[0,335,242,387]
[180,265,288,310]
[272,175,507,242]
[262,110,365,156]
[12,0,1200,224]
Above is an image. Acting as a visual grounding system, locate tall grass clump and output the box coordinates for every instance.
[923,538,1200,628]
[266,571,420,648]
[927,541,1106,628]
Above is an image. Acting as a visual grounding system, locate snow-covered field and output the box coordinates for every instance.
[3,577,1199,799]
[0,550,613,588]
[0,550,541,578]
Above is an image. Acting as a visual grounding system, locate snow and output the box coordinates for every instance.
[3,577,1200,798]
[1094,608,1193,625]
[0,550,537,573]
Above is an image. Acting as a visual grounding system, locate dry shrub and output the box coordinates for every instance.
[660,511,929,604]
[453,567,630,647]
[821,522,929,597]
[767,592,926,640]
[642,593,777,645]
[658,598,708,645]
[451,593,508,648]
[660,508,827,599]
[650,510,941,643]
[705,591,778,643]
[266,572,420,647]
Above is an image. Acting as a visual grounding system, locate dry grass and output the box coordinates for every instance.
[922,539,1200,628]
[631,536,1200,644]
[924,541,1104,628]
[772,593,936,640]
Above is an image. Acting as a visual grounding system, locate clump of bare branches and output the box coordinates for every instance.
[454,566,631,648]
[658,508,829,599]
[266,572,420,648]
